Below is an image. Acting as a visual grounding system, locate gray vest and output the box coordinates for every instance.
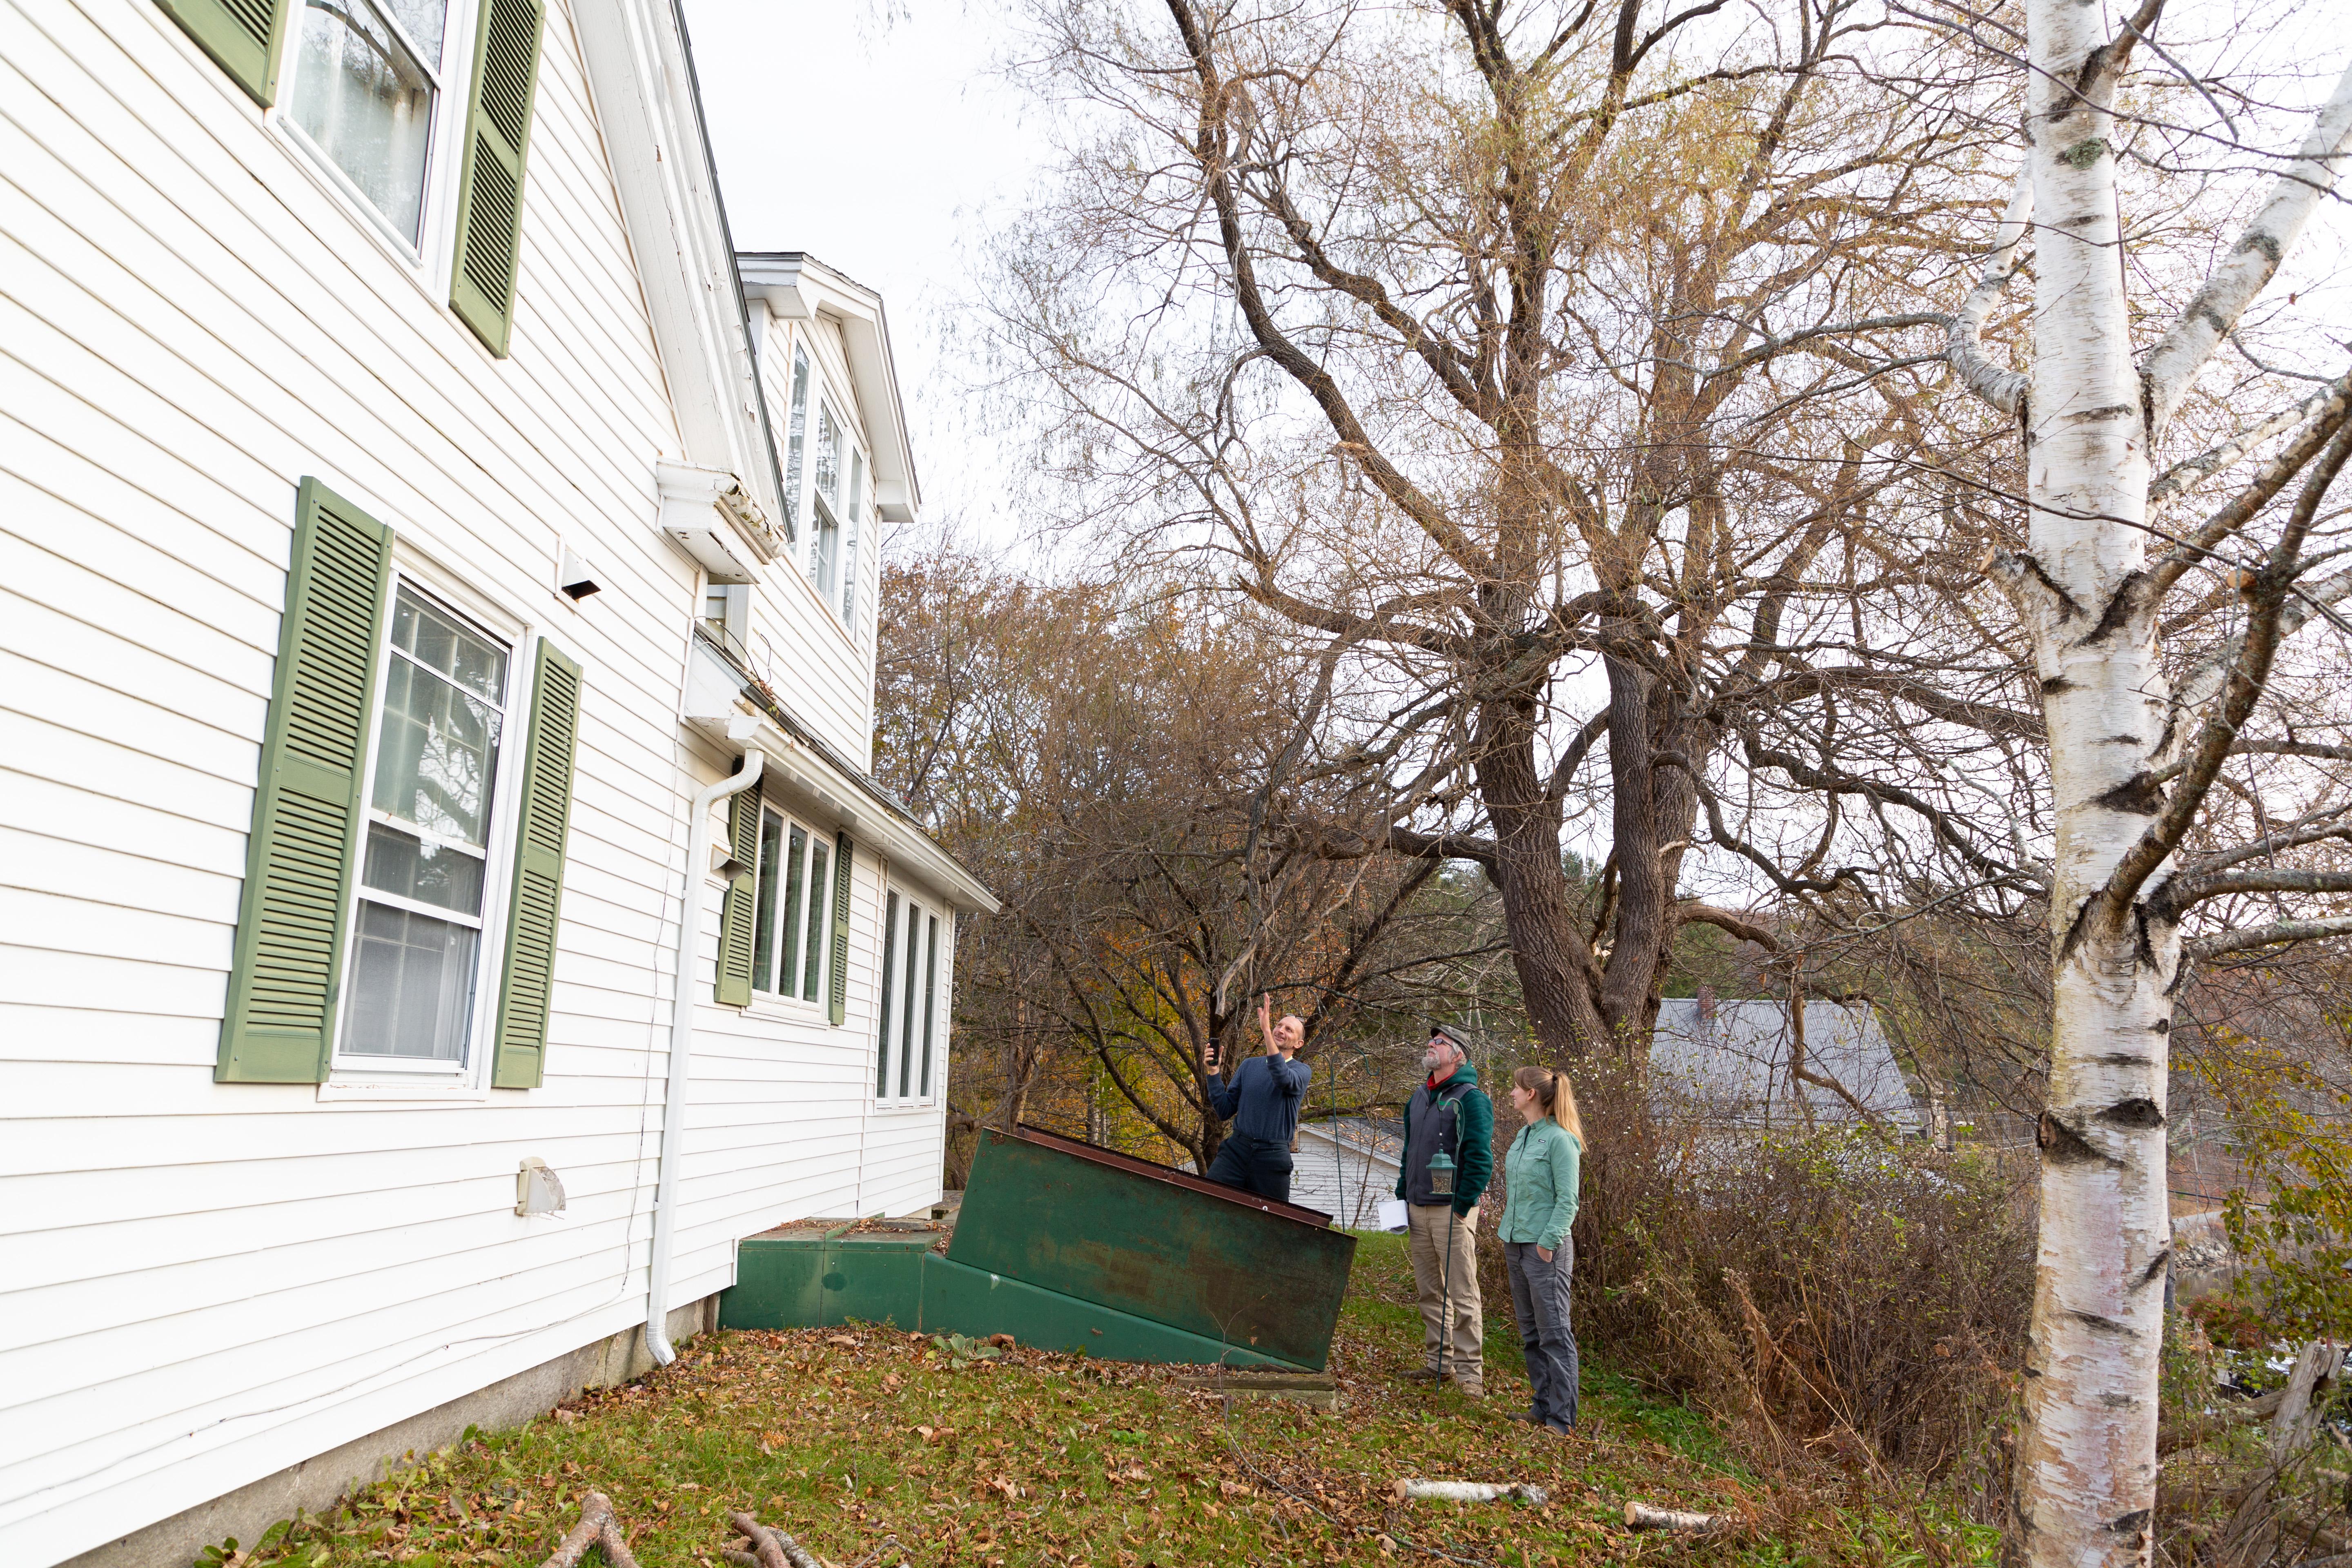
[1405,1078,1474,1206]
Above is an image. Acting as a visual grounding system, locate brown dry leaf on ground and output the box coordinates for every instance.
[201,1237,1990,1567]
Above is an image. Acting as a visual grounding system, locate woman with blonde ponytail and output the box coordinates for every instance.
[1499,1065,1583,1433]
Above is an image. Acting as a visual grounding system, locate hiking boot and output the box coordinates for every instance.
[1402,1368,1443,1383]
[1508,1410,1543,1425]
[1452,1381,1485,1399]
[1543,1419,1577,1437]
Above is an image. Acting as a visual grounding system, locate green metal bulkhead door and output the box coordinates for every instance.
[946,1129,1356,1371]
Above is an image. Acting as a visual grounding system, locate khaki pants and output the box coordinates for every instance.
[1406,1202,1483,1387]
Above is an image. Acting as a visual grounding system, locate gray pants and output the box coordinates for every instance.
[1505,1238,1578,1428]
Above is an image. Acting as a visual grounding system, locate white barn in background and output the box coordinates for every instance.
[0,0,992,1562]
[1292,1118,1404,1228]
[1651,996,1922,1133]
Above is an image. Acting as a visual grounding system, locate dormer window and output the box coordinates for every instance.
[841,448,862,638]
[781,347,811,536]
[809,402,842,603]
[801,394,864,633]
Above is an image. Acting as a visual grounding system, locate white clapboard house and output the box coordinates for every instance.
[0,0,994,1563]
[1291,1118,1405,1229]
[1650,996,1922,1133]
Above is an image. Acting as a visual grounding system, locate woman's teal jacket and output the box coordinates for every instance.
[1498,1119,1581,1252]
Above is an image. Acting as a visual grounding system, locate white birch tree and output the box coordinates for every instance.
[1944,7,2352,1559]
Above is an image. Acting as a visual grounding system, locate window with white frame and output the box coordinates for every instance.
[285,0,463,247]
[782,346,810,536]
[786,364,864,634]
[702,581,748,662]
[840,447,862,638]
[809,401,842,602]
[748,803,831,1004]
[874,890,941,1102]
[341,584,512,1067]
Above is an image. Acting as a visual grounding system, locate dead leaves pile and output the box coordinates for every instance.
[204,1316,1937,1567]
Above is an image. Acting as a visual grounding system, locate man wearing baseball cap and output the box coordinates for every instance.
[1395,1024,1494,1395]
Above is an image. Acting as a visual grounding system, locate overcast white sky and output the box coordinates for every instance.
[679,0,1040,547]
[671,0,2350,550]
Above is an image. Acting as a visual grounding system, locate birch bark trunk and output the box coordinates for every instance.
[1948,36,2352,1552]
[2005,3,2176,1561]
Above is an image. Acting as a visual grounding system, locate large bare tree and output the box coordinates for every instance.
[986,0,2004,1059]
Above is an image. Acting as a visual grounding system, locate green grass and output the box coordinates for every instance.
[215,1233,1995,1567]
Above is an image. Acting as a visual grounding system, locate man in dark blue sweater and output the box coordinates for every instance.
[1202,993,1312,1204]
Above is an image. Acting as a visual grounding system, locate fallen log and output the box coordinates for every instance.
[1389,1478,1550,1505]
[1624,1501,1720,1532]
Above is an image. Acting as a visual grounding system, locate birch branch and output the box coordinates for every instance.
[1625,1501,1722,1530]
[1945,177,2032,416]
[728,1514,825,1568]
[2149,371,2352,597]
[2104,421,2352,913]
[2167,868,2352,906]
[2141,59,2352,439]
[2191,916,2352,960]
[2162,526,2352,728]
[1390,1477,1551,1503]
[2150,376,2347,504]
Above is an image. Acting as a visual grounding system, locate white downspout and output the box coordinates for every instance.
[645,743,764,1367]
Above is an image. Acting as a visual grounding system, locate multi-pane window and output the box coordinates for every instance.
[288,0,458,245]
[875,891,942,1102]
[841,448,862,637]
[809,402,842,601]
[780,367,863,633]
[344,586,510,1065]
[748,804,831,1004]
[781,347,811,537]
[702,581,748,661]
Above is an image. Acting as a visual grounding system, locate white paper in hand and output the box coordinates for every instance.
[1376,1198,1409,1234]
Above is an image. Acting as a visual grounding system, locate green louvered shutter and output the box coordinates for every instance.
[155,0,291,106]
[448,0,545,356]
[828,834,853,1026]
[715,784,759,1007]
[491,640,580,1088]
[217,479,392,1082]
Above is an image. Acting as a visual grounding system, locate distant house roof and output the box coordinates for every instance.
[1297,1117,1403,1168]
[1651,998,1921,1131]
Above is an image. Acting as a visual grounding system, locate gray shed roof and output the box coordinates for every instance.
[1650,998,1921,1131]
[1297,1117,1403,1167]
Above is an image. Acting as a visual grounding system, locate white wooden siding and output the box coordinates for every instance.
[1289,1128,1401,1228]
[747,310,880,771]
[0,2,948,1562]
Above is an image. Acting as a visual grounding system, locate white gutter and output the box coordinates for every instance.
[645,742,764,1366]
